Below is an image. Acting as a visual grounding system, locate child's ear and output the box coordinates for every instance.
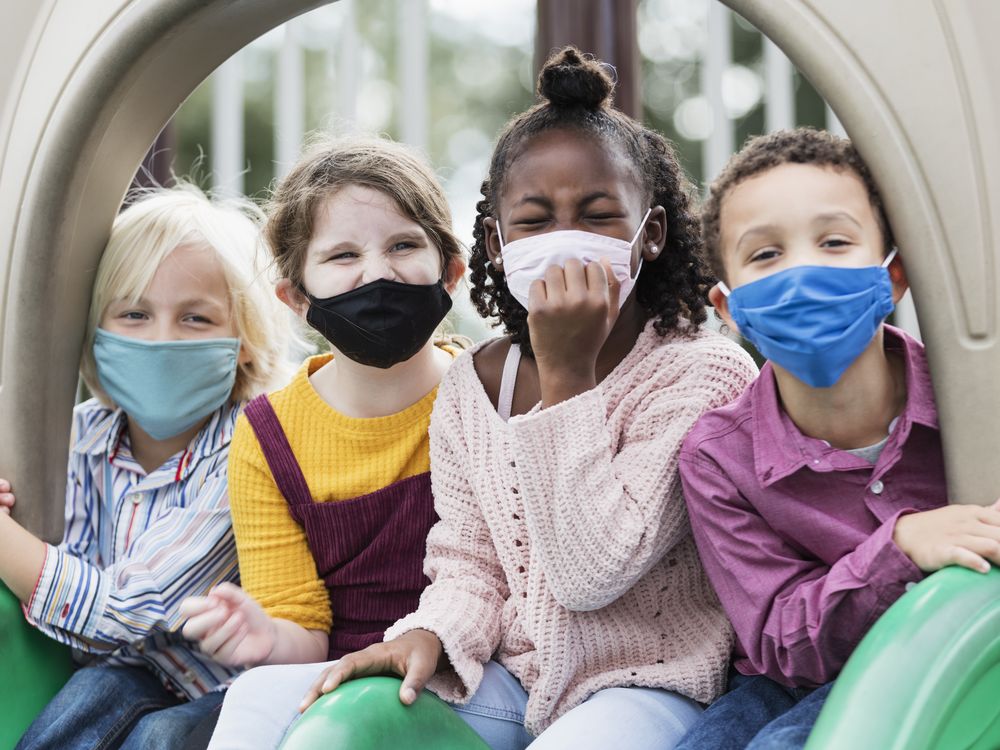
[482,217,503,269]
[443,256,467,294]
[888,252,910,304]
[708,282,738,332]
[276,279,310,319]
[642,206,668,262]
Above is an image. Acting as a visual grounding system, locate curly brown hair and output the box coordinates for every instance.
[469,46,712,357]
[701,127,893,283]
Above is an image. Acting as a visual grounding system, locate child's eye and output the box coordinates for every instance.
[184,315,213,324]
[390,241,416,252]
[326,252,358,262]
[821,238,852,248]
[749,248,781,263]
[120,311,148,321]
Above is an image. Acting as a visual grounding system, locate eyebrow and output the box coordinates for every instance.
[735,223,781,251]
[511,191,621,210]
[813,211,863,230]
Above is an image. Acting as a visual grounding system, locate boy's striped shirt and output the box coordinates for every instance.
[24,398,243,699]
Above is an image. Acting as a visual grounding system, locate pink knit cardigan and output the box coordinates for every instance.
[385,321,758,734]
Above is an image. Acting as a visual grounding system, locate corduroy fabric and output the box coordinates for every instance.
[227,353,444,633]
[243,394,436,658]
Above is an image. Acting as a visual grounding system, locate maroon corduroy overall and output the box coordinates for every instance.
[243,394,438,659]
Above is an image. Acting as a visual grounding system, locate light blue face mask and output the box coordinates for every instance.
[718,249,897,388]
[93,328,240,440]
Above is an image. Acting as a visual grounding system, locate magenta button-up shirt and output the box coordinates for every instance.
[679,326,944,688]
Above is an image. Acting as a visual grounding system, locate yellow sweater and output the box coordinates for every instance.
[227,353,440,632]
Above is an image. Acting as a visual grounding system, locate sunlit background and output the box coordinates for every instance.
[156,0,917,342]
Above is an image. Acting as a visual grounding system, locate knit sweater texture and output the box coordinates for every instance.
[228,353,439,632]
[385,321,759,733]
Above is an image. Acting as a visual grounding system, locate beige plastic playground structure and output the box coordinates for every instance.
[0,0,996,542]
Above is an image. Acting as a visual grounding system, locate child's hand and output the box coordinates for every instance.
[528,258,621,403]
[893,503,1000,574]
[0,479,15,514]
[179,582,277,668]
[297,628,443,713]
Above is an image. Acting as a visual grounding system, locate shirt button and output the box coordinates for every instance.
[812,459,821,465]
[905,581,916,592]
[184,669,196,680]
[871,480,884,495]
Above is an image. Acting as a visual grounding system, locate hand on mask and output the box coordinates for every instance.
[528,258,620,407]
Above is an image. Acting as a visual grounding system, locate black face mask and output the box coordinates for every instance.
[302,278,453,369]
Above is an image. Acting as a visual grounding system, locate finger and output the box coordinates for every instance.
[992,497,1000,512]
[601,258,622,310]
[527,278,547,312]
[562,258,588,296]
[544,264,568,297]
[960,535,1000,567]
[200,611,244,655]
[0,506,9,515]
[211,623,251,666]
[0,479,10,492]
[206,582,247,606]
[399,646,438,705]
[975,507,1000,527]
[179,595,218,619]
[947,544,991,574]
[181,606,231,641]
[298,658,368,713]
[0,492,14,506]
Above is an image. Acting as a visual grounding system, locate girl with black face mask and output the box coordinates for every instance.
[179,136,466,748]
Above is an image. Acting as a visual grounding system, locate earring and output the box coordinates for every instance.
[495,255,504,265]
[650,244,659,255]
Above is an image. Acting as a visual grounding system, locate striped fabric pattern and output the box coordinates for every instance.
[24,397,243,699]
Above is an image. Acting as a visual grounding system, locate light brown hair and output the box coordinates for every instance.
[265,135,464,286]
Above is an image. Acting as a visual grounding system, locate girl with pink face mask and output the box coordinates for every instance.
[200,47,758,750]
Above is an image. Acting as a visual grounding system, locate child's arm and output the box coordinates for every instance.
[680,448,923,687]
[507,335,757,611]
[180,582,327,667]
[21,446,237,652]
[379,375,510,705]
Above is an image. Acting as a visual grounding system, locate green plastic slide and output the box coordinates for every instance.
[279,676,490,750]
[806,566,1000,750]
[0,582,73,750]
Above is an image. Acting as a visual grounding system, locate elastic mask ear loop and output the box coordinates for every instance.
[881,247,899,268]
[716,280,731,297]
[491,219,506,268]
[628,208,654,282]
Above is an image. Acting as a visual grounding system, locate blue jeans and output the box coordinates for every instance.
[16,664,226,750]
[208,660,703,749]
[675,670,834,750]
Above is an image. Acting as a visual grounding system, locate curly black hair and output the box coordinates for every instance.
[469,46,712,357]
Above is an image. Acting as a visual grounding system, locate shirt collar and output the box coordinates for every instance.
[75,400,241,470]
[751,324,939,486]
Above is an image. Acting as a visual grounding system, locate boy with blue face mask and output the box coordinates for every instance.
[674,128,1000,750]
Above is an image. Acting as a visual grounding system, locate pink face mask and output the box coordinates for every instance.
[497,208,651,310]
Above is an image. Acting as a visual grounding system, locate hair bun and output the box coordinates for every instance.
[537,46,614,111]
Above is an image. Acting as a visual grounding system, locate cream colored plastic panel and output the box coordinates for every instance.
[0,0,327,541]
[725,0,1000,505]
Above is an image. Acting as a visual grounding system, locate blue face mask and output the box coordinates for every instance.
[719,250,897,388]
[93,328,240,440]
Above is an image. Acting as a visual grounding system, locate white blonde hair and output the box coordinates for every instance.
[81,183,295,405]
